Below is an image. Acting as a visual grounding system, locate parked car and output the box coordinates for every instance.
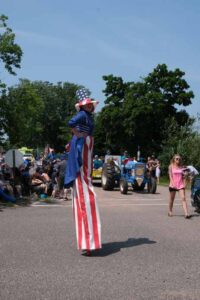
[23,153,35,163]
[18,147,35,163]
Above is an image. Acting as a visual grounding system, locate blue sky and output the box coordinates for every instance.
[1,0,200,116]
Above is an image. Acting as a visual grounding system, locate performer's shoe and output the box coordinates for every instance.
[86,250,91,256]
[82,250,91,256]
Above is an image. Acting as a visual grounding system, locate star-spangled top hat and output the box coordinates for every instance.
[75,88,99,111]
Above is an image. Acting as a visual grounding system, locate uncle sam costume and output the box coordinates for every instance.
[65,89,101,252]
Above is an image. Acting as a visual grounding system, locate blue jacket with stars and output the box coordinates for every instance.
[64,110,94,188]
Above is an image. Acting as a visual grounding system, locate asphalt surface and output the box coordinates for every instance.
[0,184,200,300]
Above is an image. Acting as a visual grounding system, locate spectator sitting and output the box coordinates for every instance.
[0,172,6,191]
[40,167,52,195]
[133,157,137,162]
[125,158,137,168]
[0,171,15,198]
[0,172,16,203]
[12,167,23,199]
[31,167,48,195]
[20,165,31,196]
[121,150,129,165]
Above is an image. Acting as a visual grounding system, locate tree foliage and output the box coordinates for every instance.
[159,118,200,174]
[0,15,23,83]
[94,64,194,158]
[0,58,196,166]
[0,80,83,150]
[0,14,23,144]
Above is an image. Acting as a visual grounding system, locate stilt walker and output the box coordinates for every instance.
[64,88,101,255]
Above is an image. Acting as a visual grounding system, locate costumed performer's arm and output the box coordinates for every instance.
[69,111,88,138]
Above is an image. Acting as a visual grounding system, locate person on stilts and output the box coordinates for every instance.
[64,88,101,256]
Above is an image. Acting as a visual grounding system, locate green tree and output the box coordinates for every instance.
[30,80,80,149]
[0,80,44,147]
[0,15,23,88]
[103,74,130,106]
[123,64,194,156]
[159,117,200,175]
[0,79,84,150]
[95,64,194,157]
[0,14,23,144]
[94,75,131,154]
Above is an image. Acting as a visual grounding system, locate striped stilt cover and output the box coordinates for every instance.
[72,136,101,250]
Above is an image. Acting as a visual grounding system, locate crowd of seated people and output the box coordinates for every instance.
[0,146,70,202]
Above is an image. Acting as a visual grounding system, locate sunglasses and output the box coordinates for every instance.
[175,157,181,161]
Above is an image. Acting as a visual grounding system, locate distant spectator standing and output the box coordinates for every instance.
[46,148,56,161]
[147,155,157,177]
[156,159,161,184]
[57,155,69,200]
[44,144,50,159]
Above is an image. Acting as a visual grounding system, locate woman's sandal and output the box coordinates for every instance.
[185,215,192,219]
[168,212,173,217]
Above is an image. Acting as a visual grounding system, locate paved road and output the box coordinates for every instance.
[0,185,200,300]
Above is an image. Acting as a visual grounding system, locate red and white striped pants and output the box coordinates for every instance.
[73,136,101,250]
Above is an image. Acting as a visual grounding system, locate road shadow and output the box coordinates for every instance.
[173,213,200,218]
[93,185,161,196]
[132,189,161,195]
[85,237,157,257]
[93,182,102,187]
[191,214,200,218]
[187,213,200,218]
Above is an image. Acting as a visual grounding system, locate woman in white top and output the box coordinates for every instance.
[156,159,161,184]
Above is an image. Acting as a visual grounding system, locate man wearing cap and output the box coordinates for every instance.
[64,88,101,255]
[121,150,129,165]
[93,155,103,170]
